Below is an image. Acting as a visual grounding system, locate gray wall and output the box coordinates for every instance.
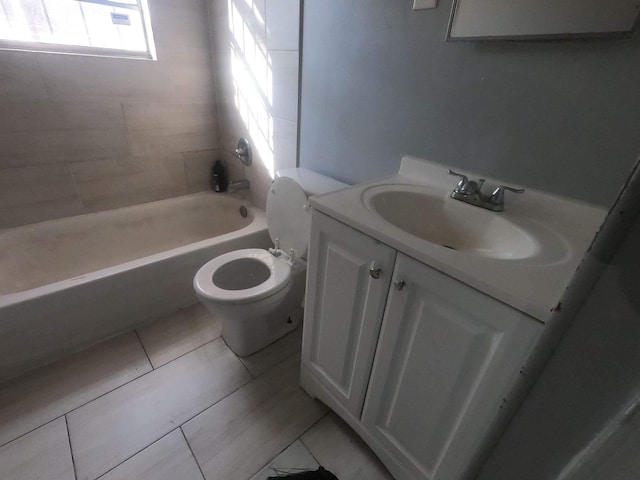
[0,0,221,229]
[477,189,640,480]
[299,0,640,206]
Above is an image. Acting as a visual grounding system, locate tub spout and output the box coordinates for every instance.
[228,179,250,191]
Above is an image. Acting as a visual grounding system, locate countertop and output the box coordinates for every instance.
[309,156,607,322]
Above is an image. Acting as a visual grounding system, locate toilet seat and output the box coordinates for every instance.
[194,248,291,305]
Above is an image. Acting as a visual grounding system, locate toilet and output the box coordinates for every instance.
[193,168,347,357]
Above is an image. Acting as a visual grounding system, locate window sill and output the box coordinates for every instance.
[0,40,156,61]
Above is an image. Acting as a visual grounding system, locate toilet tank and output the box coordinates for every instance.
[275,168,348,197]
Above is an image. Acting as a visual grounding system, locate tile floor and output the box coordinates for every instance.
[0,303,393,480]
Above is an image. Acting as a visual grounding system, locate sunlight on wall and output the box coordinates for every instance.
[228,0,275,178]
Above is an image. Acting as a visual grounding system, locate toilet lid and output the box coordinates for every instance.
[266,177,310,258]
[194,248,291,304]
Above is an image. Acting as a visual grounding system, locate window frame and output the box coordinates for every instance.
[0,0,157,60]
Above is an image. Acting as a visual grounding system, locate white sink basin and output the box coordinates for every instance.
[310,156,607,322]
[362,184,542,260]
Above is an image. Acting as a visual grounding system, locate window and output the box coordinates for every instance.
[0,0,156,59]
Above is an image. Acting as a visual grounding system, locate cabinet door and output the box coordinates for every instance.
[302,211,396,417]
[362,254,542,480]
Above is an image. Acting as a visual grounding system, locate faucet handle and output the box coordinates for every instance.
[490,185,525,206]
[448,169,471,193]
[448,169,468,185]
[448,169,484,195]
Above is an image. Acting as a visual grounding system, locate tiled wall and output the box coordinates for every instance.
[209,0,301,209]
[0,0,229,229]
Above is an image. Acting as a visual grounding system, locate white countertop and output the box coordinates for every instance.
[310,156,607,322]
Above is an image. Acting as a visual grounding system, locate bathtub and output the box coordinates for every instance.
[0,192,270,382]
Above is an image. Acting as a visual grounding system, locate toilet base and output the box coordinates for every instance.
[222,301,303,357]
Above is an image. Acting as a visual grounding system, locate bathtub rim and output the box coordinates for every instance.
[0,195,267,305]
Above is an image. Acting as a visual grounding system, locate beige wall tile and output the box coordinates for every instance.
[0,165,83,228]
[0,100,126,135]
[150,0,211,52]
[183,150,244,193]
[124,103,219,157]
[168,49,217,103]
[210,0,266,53]
[0,128,130,167]
[0,418,74,480]
[220,150,247,186]
[266,0,301,51]
[0,51,49,103]
[273,117,298,171]
[123,102,217,133]
[269,51,299,122]
[0,164,78,209]
[0,333,151,447]
[37,53,175,101]
[129,129,219,157]
[182,355,326,480]
[183,150,217,193]
[301,414,393,480]
[100,430,204,480]
[137,303,222,368]
[71,155,188,212]
[67,339,250,480]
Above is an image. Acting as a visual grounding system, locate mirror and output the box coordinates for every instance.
[448,0,640,40]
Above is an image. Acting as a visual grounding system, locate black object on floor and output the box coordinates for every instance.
[267,466,339,479]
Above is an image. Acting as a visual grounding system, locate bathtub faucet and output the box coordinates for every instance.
[228,179,250,191]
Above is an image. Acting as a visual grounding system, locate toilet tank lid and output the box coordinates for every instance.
[275,168,349,197]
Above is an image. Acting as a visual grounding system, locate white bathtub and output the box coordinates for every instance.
[0,192,270,382]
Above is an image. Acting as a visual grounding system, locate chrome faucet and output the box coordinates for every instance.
[448,169,524,212]
[228,179,250,191]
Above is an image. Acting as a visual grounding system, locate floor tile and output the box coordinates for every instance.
[183,355,327,480]
[249,440,319,480]
[0,332,151,447]
[68,338,251,480]
[100,429,203,480]
[301,414,393,480]
[137,303,222,368]
[240,327,303,377]
[0,417,74,480]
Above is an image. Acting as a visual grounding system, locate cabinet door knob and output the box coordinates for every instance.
[394,279,406,291]
[369,267,382,279]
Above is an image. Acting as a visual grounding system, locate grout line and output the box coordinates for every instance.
[0,329,297,450]
[140,330,223,369]
[61,334,227,419]
[298,413,331,468]
[180,426,207,480]
[299,436,324,469]
[67,163,86,214]
[0,416,63,452]
[64,415,79,480]
[250,412,329,480]
[93,428,179,480]
[134,329,155,370]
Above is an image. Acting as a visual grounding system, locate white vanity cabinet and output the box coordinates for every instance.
[301,209,396,417]
[301,211,543,480]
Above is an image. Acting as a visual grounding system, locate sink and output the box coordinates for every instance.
[362,184,541,260]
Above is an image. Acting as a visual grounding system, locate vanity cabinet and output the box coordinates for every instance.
[301,211,543,480]
[302,210,396,417]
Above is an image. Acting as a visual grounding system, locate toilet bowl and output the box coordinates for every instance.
[193,168,347,357]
